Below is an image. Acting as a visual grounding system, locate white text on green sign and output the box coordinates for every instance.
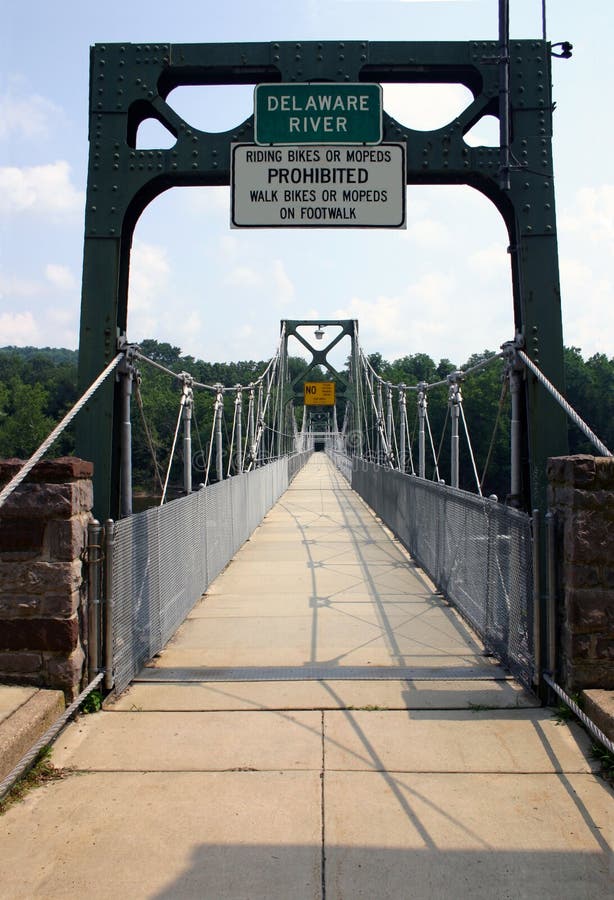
[255,84,382,145]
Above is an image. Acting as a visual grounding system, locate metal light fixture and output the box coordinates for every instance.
[314,325,325,340]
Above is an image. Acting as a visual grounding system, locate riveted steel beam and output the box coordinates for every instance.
[77,40,566,519]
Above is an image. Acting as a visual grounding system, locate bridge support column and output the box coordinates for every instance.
[0,458,94,701]
[547,455,614,691]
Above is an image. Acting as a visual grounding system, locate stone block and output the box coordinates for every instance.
[0,457,93,485]
[0,650,42,674]
[39,590,83,619]
[0,518,46,555]
[568,455,597,487]
[546,457,568,484]
[568,591,614,631]
[567,662,614,691]
[0,617,79,652]
[568,633,593,661]
[0,559,81,595]
[595,638,614,661]
[48,516,88,562]
[565,510,614,565]
[581,689,614,742]
[0,483,75,519]
[44,645,85,700]
[566,566,601,590]
[594,457,614,490]
[0,595,43,618]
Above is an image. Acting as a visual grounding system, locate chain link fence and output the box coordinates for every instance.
[346,458,535,687]
[110,454,310,694]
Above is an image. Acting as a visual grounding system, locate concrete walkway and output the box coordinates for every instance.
[0,456,611,898]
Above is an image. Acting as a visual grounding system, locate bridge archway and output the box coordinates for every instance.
[77,40,567,519]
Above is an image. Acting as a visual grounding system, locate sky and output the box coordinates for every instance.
[1,0,612,370]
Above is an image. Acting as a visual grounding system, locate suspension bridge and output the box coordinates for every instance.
[0,25,612,900]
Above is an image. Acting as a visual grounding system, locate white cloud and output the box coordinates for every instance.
[0,311,42,346]
[128,241,171,336]
[558,184,614,355]
[383,83,473,132]
[0,161,84,218]
[467,244,510,281]
[405,218,451,248]
[0,272,41,298]
[224,265,262,287]
[45,264,77,292]
[0,87,62,141]
[560,185,614,246]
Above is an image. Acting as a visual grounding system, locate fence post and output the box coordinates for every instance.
[104,519,115,691]
[87,519,103,682]
[532,509,542,689]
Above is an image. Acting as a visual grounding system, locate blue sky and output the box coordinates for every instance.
[1,1,612,368]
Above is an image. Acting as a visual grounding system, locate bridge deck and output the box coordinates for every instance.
[1,455,611,898]
[135,453,521,700]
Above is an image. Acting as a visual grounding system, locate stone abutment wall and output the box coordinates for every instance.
[547,455,614,691]
[0,458,93,701]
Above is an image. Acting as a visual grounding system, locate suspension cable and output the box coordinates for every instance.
[518,349,612,456]
[425,410,441,482]
[160,394,186,505]
[134,375,164,494]
[0,352,124,510]
[480,377,508,493]
[459,403,483,497]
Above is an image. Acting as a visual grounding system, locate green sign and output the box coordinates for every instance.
[255,83,382,145]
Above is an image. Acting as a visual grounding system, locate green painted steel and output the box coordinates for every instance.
[254,83,382,144]
[77,39,567,520]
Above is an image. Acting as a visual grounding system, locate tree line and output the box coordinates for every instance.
[0,340,611,501]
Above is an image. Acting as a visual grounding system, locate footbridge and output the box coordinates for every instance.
[80,318,549,698]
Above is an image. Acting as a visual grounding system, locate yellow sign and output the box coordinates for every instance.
[304,382,336,406]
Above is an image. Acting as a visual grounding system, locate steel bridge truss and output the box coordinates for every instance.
[77,38,568,520]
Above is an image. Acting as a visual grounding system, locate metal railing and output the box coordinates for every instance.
[339,457,535,687]
[98,454,311,695]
